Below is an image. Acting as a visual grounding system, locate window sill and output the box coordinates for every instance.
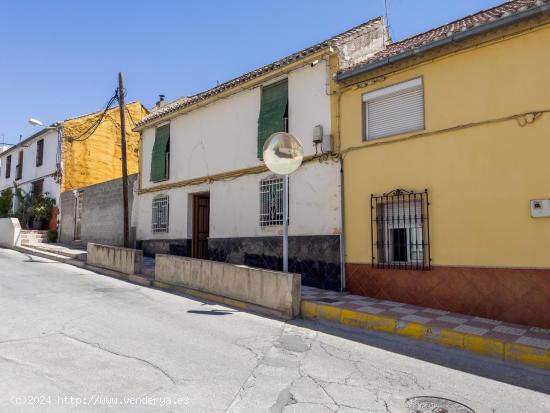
[150,177,169,184]
[363,126,425,143]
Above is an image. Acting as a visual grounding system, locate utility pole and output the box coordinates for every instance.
[118,72,130,248]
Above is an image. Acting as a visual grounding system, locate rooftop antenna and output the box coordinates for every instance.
[384,0,392,43]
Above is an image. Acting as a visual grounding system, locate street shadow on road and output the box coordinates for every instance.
[288,318,550,395]
[187,310,235,316]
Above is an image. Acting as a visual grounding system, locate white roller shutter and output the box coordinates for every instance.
[363,78,424,140]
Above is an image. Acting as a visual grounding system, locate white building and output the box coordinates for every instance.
[133,18,387,290]
[0,127,61,209]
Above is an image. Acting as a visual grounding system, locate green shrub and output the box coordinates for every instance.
[32,195,55,221]
[47,229,57,243]
[0,188,12,217]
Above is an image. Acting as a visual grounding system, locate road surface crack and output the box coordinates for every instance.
[59,332,176,384]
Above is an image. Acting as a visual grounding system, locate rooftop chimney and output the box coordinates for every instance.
[154,94,166,110]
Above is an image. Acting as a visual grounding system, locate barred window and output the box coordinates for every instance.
[152,194,169,233]
[371,189,430,270]
[259,175,285,226]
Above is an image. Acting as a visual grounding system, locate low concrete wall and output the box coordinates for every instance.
[87,243,143,275]
[0,218,21,248]
[59,174,137,247]
[155,255,301,318]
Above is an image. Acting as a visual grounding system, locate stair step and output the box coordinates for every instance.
[25,243,87,261]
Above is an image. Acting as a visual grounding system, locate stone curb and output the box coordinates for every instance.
[301,300,550,370]
[15,246,548,369]
[151,280,290,321]
[14,246,152,287]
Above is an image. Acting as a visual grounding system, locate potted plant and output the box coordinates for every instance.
[31,194,55,230]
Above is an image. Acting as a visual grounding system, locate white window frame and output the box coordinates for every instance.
[363,77,424,140]
[152,194,169,233]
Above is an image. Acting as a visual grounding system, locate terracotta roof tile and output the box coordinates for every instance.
[338,0,546,77]
[136,17,383,129]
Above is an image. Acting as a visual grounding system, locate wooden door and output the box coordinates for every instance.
[192,194,210,259]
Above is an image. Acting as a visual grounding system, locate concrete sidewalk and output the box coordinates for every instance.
[301,286,550,370]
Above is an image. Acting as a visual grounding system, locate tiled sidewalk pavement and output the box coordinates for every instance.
[301,286,550,368]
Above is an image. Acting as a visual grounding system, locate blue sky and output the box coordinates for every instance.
[0,0,503,143]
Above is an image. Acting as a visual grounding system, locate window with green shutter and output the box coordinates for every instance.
[257,79,288,158]
[150,125,170,182]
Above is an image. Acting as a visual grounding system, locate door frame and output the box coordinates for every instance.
[74,191,83,241]
[192,192,210,259]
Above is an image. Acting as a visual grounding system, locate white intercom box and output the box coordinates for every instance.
[530,199,550,218]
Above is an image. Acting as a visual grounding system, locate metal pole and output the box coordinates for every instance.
[118,72,130,248]
[283,174,289,272]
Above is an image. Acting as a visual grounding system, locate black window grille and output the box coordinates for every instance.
[152,194,169,233]
[16,151,23,180]
[5,155,11,178]
[371,188,431,270]
[259,175,285,227]
[36,139,44,167]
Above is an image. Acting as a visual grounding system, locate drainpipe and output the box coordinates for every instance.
[339,154,346,292]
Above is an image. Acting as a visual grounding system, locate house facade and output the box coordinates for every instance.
[133,18,388,291]
[0,127,61,206]
[0,102,147,240]
[336,0,550,327]
[58,102,148,243]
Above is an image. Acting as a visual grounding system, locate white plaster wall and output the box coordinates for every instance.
[136,160,340,241]
[135,183,210,241]
[140,60,331,190]
[0,129,60,202]
[210,160,341,238]
[0,218,21,247]
[136,60,339,241]
[13,176,60,203]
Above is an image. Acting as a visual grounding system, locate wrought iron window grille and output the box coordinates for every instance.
[371,188,431,270]
[152,194,169,233]
[259,175,286,227]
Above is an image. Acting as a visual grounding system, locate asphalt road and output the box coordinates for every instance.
[0,248,548,412]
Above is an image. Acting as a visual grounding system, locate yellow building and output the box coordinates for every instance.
[56,101,148,245]
[335,0,550,328]
[62,102,148,192]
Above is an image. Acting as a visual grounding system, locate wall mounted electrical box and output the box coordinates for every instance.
[322,134,333,153]
[312,125,323,144]
[530,199,550,217]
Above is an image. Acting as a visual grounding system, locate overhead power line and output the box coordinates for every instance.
[64,91,119,142]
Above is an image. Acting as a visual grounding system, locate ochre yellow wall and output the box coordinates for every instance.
[340,24,550,268]
[62,102,148,192]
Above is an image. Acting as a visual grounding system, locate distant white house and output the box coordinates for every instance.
[133,18,388,290]
[0,127,61,209]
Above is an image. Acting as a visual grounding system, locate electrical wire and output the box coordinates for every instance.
[125,106,137,127]
[64,91,119,142]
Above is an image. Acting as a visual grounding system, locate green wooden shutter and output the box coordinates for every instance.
[257,79,288,158]
[150,125,170,182]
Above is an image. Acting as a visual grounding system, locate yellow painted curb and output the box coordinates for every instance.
[300,300,550,370]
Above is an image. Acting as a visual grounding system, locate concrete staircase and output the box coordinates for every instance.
[24,242,88,261]
[16,230,88,262]
[19,230,48,245]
